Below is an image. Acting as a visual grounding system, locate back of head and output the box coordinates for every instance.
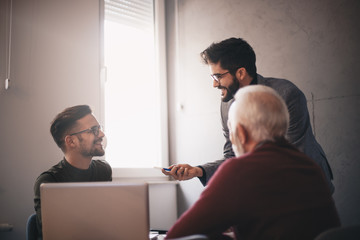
[229,85,289,142]
[50,105,92,151]
[200,37,257,78]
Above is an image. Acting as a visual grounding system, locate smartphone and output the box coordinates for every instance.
[154,166,171,171]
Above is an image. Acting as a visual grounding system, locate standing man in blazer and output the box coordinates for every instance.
[162,37,334,193]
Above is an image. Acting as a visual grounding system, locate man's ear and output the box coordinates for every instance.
[236,124,248,145]
[64,135,77,148]
[235,67,247,82]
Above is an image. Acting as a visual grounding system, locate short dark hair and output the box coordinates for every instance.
[50,105,92,150]
[200,37,257,78]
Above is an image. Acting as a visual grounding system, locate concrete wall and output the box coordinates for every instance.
[0,0,101,239]
[166,0,360,226]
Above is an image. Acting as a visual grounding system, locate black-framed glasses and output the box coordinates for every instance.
[210,71,230,82]
[69,125,103,137]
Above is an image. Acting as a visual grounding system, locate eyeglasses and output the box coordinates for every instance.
[210,71,230,82]
[69,125,103,137]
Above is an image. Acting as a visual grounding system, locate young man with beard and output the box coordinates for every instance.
[165,85,340,240]
[33,105,112,238]
[162,37,334,193]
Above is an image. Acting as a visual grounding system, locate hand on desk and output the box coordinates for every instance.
[161,164,203,181]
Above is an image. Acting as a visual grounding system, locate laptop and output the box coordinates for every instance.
[40,182,150,240]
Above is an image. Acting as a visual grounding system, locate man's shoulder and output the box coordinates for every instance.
[35,160,65,183]
[218,153,253,172]
[225,141,302,165]
[47,159,67,174]
[258,74,297,89]
[254,140,319,167]
[257,74,304,101]
[91,160,112,174]
[91,159,111,169]
[91,160,112,181]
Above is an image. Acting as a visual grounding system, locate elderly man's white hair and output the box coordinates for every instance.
[228,85,290,143]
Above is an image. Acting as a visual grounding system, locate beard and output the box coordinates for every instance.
[78,137,105,157]
[89,141,105,157]
[232,135,245,157]
[221,75,240,102]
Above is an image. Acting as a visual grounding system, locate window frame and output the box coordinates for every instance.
[99,0,169,179]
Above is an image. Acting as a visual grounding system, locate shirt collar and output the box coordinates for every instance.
[250,74,258,85]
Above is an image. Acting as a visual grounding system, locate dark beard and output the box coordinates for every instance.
[77,135,105,157]
[221,76,240,102]
[89,139,105,156]
[81,146,105,157]
[90,146,105,157]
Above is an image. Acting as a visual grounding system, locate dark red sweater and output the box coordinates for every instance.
[166,140,340,240]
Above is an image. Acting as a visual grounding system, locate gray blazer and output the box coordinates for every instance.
[199,74,334,193]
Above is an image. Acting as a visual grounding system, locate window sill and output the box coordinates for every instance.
[112,167,171,182]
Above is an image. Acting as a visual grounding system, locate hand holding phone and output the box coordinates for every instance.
[154,166,171,172]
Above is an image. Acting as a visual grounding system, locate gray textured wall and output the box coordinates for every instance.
[166,0,360,226]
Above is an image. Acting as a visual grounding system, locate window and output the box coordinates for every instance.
[101,0,168,177]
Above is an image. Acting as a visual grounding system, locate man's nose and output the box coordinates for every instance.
[213,79,220,88]
[98,129,105,137]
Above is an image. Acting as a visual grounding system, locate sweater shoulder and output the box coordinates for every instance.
[91,159,111,170]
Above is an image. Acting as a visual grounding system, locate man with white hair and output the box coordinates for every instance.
[165,85,340,240]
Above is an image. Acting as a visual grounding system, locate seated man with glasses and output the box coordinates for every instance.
[33,105,112,239]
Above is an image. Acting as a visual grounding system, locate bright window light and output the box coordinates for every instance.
[103,0,164,169]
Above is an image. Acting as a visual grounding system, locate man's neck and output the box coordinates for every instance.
[64,153,92,170]
[249,74,258,85]
[245,140,258,153]
[241,74,255,87]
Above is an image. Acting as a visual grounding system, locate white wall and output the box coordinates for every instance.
[0,0,101,239]
[166,0,360,226]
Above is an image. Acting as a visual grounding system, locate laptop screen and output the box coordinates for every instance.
[41,182,149,240]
